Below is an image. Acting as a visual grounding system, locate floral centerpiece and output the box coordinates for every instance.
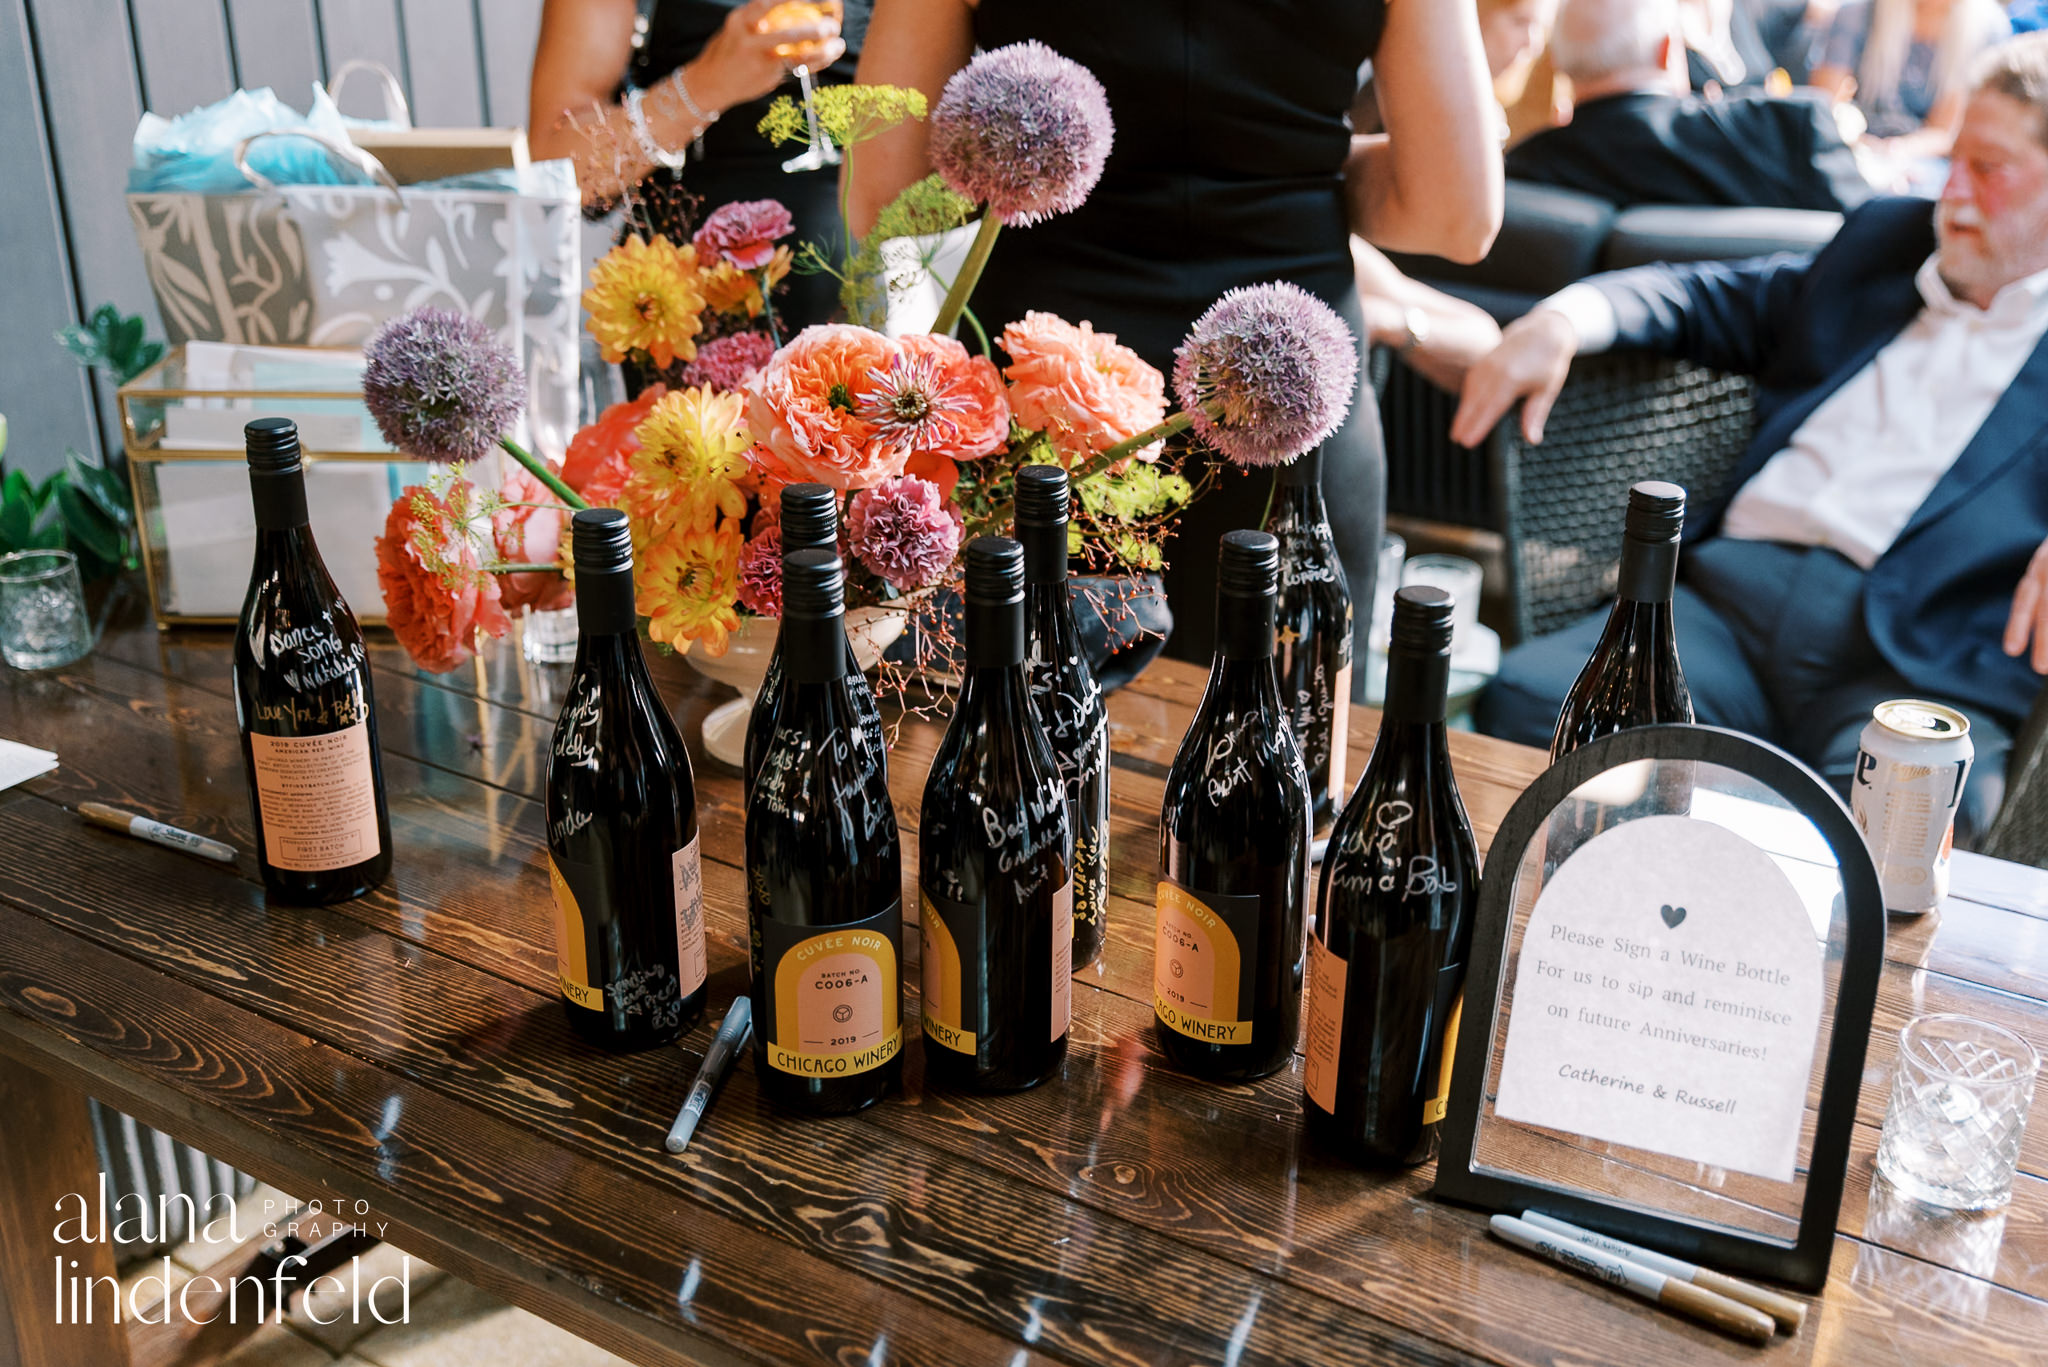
[364,42,1357,754]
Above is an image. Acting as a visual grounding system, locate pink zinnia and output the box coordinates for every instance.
[682,331,776,393]
[856,335,1010,465]
[693,199,795,270]
[736,525,784,616]
[845,475,963,591]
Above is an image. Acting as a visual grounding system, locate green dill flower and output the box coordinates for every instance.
[757,84,928,149]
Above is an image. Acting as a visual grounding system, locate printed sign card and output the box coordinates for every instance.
[1492,814,1824,1182]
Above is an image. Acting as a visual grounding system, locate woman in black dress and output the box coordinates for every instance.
[530,0,871,332]
[851,1,1501,666]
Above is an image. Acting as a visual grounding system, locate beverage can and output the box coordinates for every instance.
[1850,700,1974,914]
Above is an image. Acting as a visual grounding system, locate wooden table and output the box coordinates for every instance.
[2,581,2045,1366]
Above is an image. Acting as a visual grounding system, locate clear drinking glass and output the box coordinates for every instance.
[1876,1014,2039,1211]
[764,0,844,173]
[1368,533,1406,653]
[1402,553,1483,651]
[522,603,580,665]
[0,549,93,670]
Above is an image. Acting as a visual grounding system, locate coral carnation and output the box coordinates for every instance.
[376,484,513,673]
[561,385,665,507]
[745,324,904,491]
[928,42,1113,227]
[492,465,573,614]
[735,525,784,616]
[1002,312,1167,466]
[362,307,526,462]
[583,235,705,368]
[681,332,775,393]
[624,386,752,534]
[845,475,963,591]
[1173,283,1359,468]
[693,199,794,270]
[637,522,744,656]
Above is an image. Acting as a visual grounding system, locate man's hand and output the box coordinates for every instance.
[1449,307,1580,448]
[2005,537,2048,674]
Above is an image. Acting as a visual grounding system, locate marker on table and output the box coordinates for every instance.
[79,802,237,864]
[665,996,753,1155]
[1521,1211,1807,1334]
[1488,1214,1775,1345]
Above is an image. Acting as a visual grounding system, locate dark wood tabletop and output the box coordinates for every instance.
[2,579,2045,1367]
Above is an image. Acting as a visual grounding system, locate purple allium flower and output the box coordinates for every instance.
[681,332,776,393]
[736,525,784,616]
[928,41,1113,227]
[362,307,526,462]
[693,199,795,270]
[845,475,964,591]
[1172,283,1358,468]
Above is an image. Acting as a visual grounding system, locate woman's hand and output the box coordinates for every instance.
[686,0,845,113]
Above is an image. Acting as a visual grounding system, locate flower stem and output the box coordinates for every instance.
[932,211,1001,338]
[1064,408,1202,485]
[499,437,586,510]
[960,304,992,359]
[758,267,782,350]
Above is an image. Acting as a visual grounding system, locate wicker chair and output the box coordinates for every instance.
[1376,347,2048,865]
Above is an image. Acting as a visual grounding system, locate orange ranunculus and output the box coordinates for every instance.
[745,324,903,491]
[377,484,513,674]
[637,521,744,656]
[892,333,1010,461]
[903,450,960,500]
[1001,311,1167,467]
[562,385,666,507]
[492,464,574,615]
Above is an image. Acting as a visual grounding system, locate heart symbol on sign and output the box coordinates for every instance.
[1660,904,1687,929]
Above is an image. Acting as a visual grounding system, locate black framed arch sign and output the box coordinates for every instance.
[1434,725,1885,1291]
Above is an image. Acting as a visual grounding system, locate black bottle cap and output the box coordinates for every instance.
[781,484,839,553]
[1389,585,1455,656]
[1014,465,1071,527]
[1625,481,1686,542]
[245,417,303,471]
[782,548,845,620]
[1217,529,1281,598]
[571,507,634,573]
[964,536,1026,606]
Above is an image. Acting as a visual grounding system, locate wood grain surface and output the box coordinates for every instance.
[1,580,2044,1365]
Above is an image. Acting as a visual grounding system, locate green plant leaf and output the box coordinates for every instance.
[64,449,132,526]
[54,482,124,565]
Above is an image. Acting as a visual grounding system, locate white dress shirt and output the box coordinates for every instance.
[1541,259,2048,568]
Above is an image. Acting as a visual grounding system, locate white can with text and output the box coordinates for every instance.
[1851,700,1973,914]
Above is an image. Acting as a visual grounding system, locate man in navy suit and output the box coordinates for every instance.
[1453,35,2048,838]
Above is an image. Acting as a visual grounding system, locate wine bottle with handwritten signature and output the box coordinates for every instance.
[1155,531,1312,1081]
[1015,466,1110,970]
[1305,587,1478,1165]
[544,509,708,1051]
[1263,445,1354,833]
[233,417,391,905]
[920,537,1073,1092]
[747,549,904,1113]
[744,483,885,795]
[1552,482,1692,757]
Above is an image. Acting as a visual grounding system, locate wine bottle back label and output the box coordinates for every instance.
[1303,933,1348,1114]
[760,901,904,1078]
[1050,879,1073,1044]
[1153,881,1261,1046]
[673,836,709,1000]
[1329,662,1353,801]
[546,855,604,1011]
[920,891,982,1054]
[1422,984,1463,1126]
[248,721,382,871]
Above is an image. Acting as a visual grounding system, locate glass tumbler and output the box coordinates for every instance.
[1402,553,1483,652]
[1876,1014,2039,1211]
[0,549,93,670]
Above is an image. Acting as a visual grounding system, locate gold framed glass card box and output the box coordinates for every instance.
[118,343,432,627]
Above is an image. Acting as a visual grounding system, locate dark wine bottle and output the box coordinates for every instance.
[1015,465,1111,971]
[1155,530,1312,1081]
[1263,445,1355,831]
[1551,481,1693,758]
[746,549,904,1114]
[545,508,708,1052]
[1304,587,1479,1166]
[920,537,1072,1092]
[233,417,392,905]
[745,483,885,794]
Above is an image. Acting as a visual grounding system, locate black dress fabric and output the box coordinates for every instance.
[624,0,873,333]
[969,0,1389,669]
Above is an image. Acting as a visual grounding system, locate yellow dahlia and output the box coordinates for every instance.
[699,262,763,318]
[624,386,752,535]
[637,522,743,656]
[583,235,706,368]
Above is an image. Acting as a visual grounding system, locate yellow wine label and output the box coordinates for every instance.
[546,856,603,1011]
[1050,879,1073,1044]
[763,903,903,1078]
[920,891,977,1053]
[1153,880,1255,1046]
[1423,994,1463,1126]
[1303,933,1347,1115]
